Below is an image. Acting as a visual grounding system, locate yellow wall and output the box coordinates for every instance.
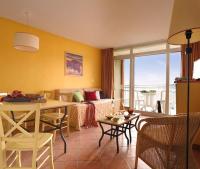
[0,17,101,93]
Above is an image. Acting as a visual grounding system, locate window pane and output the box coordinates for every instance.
[114,60,122,100]
[134,54,166,112]
[114,59,130,107]
[123,59,130,107]
[169,52,181,115]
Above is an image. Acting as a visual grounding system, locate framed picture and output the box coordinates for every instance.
[64,52,83,76]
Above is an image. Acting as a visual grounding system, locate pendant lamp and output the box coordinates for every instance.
[13,12,39,52]
[14,32,39,52]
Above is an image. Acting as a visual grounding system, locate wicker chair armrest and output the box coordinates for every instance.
[138,115,187,134]
[137,118,150,131]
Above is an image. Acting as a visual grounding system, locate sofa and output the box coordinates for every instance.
[55,88,121,130]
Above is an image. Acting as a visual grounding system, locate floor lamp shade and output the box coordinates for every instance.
[13,32,39,52]
[168,0,200,45]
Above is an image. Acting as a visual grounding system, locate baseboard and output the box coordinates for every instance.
[193,144,200,151]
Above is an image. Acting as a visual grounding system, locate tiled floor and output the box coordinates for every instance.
[49,126,150,169]
[20,124,200,169]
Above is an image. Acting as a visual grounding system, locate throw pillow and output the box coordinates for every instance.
[85,91,97,101]
[100,91,107,99]
[73,91,84,102]
[96,91,101,100]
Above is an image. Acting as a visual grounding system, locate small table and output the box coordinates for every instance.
[98,113,140,153]
[141,92,156,111]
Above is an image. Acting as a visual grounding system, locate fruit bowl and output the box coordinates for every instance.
[112,117,120,122]
[128,109,134,115]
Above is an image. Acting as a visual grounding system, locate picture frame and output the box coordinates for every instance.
[64,52,83,76]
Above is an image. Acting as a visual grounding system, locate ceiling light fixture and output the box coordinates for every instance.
[13,12,39,52]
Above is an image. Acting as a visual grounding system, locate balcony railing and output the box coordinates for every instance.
[120,84,176,115]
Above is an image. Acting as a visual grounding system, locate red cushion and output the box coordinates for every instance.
[85,91,97,101]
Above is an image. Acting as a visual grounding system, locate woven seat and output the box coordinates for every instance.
[135,113,200,169]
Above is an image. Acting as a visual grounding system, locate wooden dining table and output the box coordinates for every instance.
[0,99,74,153]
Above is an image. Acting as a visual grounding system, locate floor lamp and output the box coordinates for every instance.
[168,0,200,168]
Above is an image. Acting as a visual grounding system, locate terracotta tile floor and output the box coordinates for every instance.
[20,124,200,169]
[49,126,150,169]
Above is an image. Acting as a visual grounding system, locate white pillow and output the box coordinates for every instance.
[96,91,101,100]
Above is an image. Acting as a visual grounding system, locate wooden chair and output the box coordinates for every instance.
[135,113,200,169]
[0,103,54,169]
[134,91,145,110]
[41,91,70,142]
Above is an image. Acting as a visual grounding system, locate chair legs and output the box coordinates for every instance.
[16,151,22,167]
[49,139,55,169]
[53,120,57,142]
[32,150,38,169]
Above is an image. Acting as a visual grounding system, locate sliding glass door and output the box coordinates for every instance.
[114,58,130,107]
[134,54,166,113]
[169,52,181,115]
[114,43,181,114]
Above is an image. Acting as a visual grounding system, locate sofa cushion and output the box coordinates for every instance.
[100,91,107,99]
[85,91,97,101]
[96,91,101,100]
[73,91,84,102]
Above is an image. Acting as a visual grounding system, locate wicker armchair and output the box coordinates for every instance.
[135,113,200,169]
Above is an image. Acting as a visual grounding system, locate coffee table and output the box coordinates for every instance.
[98,113,140,153]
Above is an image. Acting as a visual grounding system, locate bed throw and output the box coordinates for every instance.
[83,102,98,128]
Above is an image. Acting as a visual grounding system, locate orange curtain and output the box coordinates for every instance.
[101,48,114,98]
[181,41,200,78]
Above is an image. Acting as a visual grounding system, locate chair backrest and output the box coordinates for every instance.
[171,113,200,146]
[42,90,55,100]
[0,103,40,147]
[141,113,200,146]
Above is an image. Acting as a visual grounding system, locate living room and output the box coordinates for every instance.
[0,0,200,169]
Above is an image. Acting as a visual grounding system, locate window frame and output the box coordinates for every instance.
[114,41,181,114]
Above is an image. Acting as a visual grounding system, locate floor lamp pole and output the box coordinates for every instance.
[185,29,192,169]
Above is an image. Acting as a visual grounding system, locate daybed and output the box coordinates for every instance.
[55,88,121,130]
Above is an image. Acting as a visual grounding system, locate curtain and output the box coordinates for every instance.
[101,48,114,98]
[181,41,200,78]
[120,60,124,100]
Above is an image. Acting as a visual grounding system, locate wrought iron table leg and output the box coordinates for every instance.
[99,122,104,147]
[116,126,119,153]
[135,116,140,131]
[60,106,67,153]
[129,121,132,143]
[110,125,113,140]
[124,124,129,145]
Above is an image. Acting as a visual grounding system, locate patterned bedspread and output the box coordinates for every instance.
[67,99,121,130]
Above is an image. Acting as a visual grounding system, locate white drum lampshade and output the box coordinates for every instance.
[14,32,39,52]
[168,0,200,45]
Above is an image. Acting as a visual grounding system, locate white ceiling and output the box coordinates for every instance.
[0,0,174,49]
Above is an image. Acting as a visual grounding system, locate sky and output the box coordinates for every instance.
[124,52,181,86]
